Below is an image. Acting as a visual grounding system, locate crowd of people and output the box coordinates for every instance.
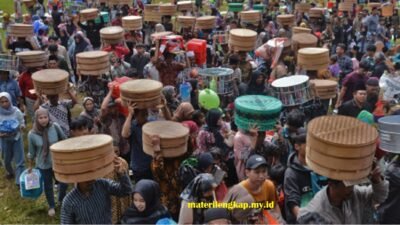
[1,0,400,224]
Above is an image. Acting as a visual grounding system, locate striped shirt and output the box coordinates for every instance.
[60,174,133,224]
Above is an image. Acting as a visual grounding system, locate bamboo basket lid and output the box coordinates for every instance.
[32,69,69,83]
[142,121,189,158]
[196,16,216,29]
[100,26,124,40]
[368,2,381,9]
[295,3,311,12]
[122,16,143,30]
[177,1,193,11]
[144,4,160,11]
[51,134,113,153]
[120,79,163,95]
[108,0,132,5]
[9,24,34,37]
[230,28,257,38]
[308,115,378,147]
[76,50,109,61]
[240,10,261,19]
[309,8,324,17]
[151,31,173,40]
[298,47,329,57]
[277,14,295,26]
[293,26,312,34]
[80,8,98,15]
[177,16,196,28]
[309,79,337,99]
[292,33,318,45]
[16,50,46,59]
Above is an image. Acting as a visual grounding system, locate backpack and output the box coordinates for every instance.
[178,157,200,190]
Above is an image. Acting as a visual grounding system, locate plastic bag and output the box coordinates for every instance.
[0,119,19,133]
[19,169,43,199]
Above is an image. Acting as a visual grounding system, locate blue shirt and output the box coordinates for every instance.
[0,79,21,106]
[129,120,153,172]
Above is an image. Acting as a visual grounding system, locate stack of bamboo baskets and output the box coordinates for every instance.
[240,10,262,25]
[16,51,47,68]
[32,69,69,95]
[79,8,99,21]
[122,16,143,31]
[76,51,110,76]
[120,79,163,109]
[297,47,329,70]
[277,14,295,27]
[196,16,216,30]
[229,28,258,52]
[100,26,124,45]
[8,24,34,37]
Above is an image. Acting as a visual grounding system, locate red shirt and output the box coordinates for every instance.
[18,71,37,100]
[111,18,122,26]
[102,45,130,59]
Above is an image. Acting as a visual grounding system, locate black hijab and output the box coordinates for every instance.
[205,109,227,153]
[120,180,170,224]
[247,70,266,95]
[74,33,89,55]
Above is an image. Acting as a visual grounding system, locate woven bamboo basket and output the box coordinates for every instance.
[76,51,110,76]
[177,16,196,28]
[368,2,381,9]
[297,47,329,70]
[309,8,324,18]
[80,8,99,21]
[344,0,357,4]
[32,69,69,95]
[100,26,124,45]
[196,16,216,30]
[309,79,337,99]
[382,4,394,17]
[240,10,261,25]
[229,28,257,52]
[277,14,295,27]
[295,3,311,12]
[339,2,353,11]
[292,33,318,51]
[293,26,312,34]
[142,121,189,158]
[306,116,378,180]
[159,4,177,16]
[177,1,193,11]
[16,50,46,68]
[107,0,132,5]
[50,134,115,183]
[8,24,34,37]
[122,16,143,31]
[144,4,161,22]
[120,79,163,109]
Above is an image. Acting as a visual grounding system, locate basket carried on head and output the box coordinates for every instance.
[16,51,47,68]
[295,3,311,12]
[297,47,329,71]
[100,26,124,45]
[79,8,99,21]
[277,14,295,27]
[76,51,110,76]
[120,79,163,109]
[122,16,143,31]
[229,28,257,52]
[32,69,69,95]
[8,24,34,37]
[144,4,161,22]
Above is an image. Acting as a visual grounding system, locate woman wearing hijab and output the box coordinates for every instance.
[246,70,267,95]
[179,173,218,225]
[27,108,67,217]
[162,85,180,113]
[196,109,228,155]
[68,32,92,75]
[0,92,25,187]
[173,102,195,122]
[80,97,101,133]
[120,179,170,224]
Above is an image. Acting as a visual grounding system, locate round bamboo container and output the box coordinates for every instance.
[120,79,163,109]
[50,134,115,183]
[16,50,47,68]
[293,26,312,34]
[100,26,124,44]
[144,4,161,22]
[306,116,378,180]
[295,3,311,12]
[122,16,143,31]
[76,51,110,76]
[107,0,132,5]
[309,79,338,99]
[177,16,196,28]
[32,69,69,95]
[297,47,329,70]
[277,14,295,27]
[382,4,394,17]
[159,4,177,16]
[142,121,189,158]
[240,10,261,25]
[339,2,353,11]
[196,16,216,30]
[80,8,99,21]
[177,1,193,11]
[309,8,324,18]
[292,33,318,51]
[8,24,34,37]
[229,28,257,52]
[368,2,381,9]
[151,31,173,41]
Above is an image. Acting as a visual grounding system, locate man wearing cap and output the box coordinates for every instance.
[371,52,388,79]
[338,82,373,118]
[297,164,389,224]
[336,60,370,109]
[238,154,282,220]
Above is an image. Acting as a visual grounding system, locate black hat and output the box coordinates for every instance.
[246,154,268,169]
[359,60,371,70]
[354,82,367,92]
[204,208,230,224]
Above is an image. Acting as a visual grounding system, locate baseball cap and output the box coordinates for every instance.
[246,154,268,169]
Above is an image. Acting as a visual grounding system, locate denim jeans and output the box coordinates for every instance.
[39,168,68,209]
[1,136,25,185]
